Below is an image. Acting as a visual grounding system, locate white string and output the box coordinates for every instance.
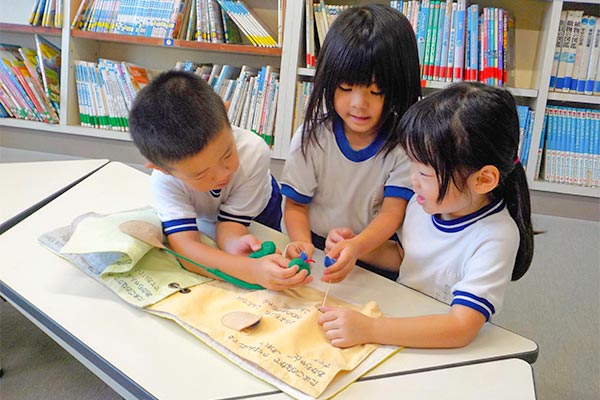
[282,243,292,258]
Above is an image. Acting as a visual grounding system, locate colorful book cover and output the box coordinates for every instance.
[35,34,61,112]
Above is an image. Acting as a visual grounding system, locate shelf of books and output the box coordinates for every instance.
[528,0,600,198]
[1,0,290,155]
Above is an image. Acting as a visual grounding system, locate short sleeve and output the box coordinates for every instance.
[280,127,318,204]
[383,148,413,200]
[451,223,519,320]
[151,170,199,235]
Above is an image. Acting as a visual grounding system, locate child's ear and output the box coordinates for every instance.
[471,165,500,194]
[144,162,170,175]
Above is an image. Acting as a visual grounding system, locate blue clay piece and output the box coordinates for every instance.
[324,256,336,268]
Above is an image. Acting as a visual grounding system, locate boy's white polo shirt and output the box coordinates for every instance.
[151,127,273,239]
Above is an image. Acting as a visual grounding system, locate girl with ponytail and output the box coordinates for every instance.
[320,82,534,349]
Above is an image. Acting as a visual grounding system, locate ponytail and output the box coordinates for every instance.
[501,163,534,280]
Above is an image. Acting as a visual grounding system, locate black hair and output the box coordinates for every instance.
[301,4,421,157]
[129,70,230,168]
[399,82,533,281]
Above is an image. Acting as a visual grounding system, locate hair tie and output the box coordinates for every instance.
[513,156,520,165]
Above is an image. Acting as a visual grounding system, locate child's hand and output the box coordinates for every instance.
[224,234,263,256]
[252,254,313,291]
[325,227,356,253]
[285,240,315,259]
[322,240,358,283]
[318,307,374,348]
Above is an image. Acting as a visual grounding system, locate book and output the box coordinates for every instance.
[572,16,596,93]
[431,1,447,81]
[213,64,241,94]
[35,34,61,112]
[555,10,583,91]
[415,0,430,71]
[423,0,439,80]
[438,0,453,81]
[216,0,278,47]
[549,10,568,89]
[18,46,59,122]
[584,20,600,95]
[452,0,466,82]
[562,10,585,92]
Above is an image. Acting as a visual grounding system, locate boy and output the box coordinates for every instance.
[129,70,311,290]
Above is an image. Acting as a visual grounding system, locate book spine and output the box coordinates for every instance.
[438,0,453,81]
[563,11,584,91]
[550,10,568,89]
[452,0,466,81]
[432,1,447,81]
[416,0,430,71]
[584,21,600,95]
[446,2,457,82]
[423,1,439,80]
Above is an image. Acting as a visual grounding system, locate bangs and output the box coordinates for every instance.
[401,104,451,171]
[325,41,389,89]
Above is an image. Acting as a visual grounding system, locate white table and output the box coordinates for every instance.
[0,162,538,400]
[0,159,109,233]
[258,358,537,399]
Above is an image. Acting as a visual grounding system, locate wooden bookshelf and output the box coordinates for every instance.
[0,23,61,36]
[71,30,283,57]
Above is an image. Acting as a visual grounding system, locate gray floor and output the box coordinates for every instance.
[1,148,599,400]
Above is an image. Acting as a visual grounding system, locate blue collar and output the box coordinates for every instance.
[333,118,384,162]
[432,197,506,233]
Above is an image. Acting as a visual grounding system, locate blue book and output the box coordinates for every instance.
[432,1,447,80]
[522,110,534,168]
[416,0,431,69]
[452,0,466,81]
[439,0,453,80]
[467,4,479,81]
[446,3,457,81]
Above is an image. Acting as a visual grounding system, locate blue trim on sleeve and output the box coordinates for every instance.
[453,290,496,314]
[384,186,414,200]
[281,184,312,204]
[452,298,491,321]
[162,218,198,236]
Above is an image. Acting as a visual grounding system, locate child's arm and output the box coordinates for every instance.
[324,197,408,282]
[283,198,315,258]
[216,220,262,256]
[326,228,403,272]
[318,304,486,348]
[168,231,312,291]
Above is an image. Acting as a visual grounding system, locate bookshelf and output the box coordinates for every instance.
[0,0,289,155]
[285,0,599,199]
[1,0,599,200]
